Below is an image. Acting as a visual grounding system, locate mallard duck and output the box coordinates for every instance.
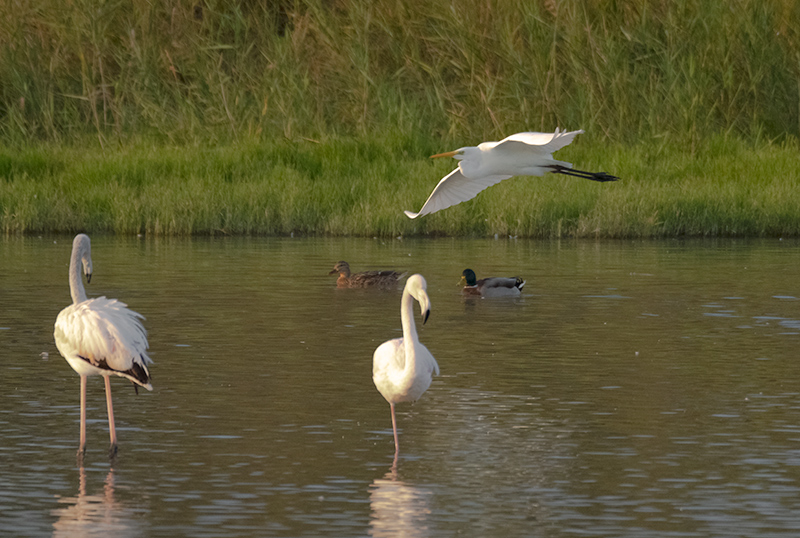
[329,261,406,289]
[460,268,525,297]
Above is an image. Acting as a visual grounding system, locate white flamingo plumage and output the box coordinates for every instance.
[373,274,439,463]
[54,234,153,458]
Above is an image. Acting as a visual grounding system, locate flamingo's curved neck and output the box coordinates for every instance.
[69,243,88,304]
[400,289,418,371]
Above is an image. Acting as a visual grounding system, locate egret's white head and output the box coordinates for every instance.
[430,146,474,162]
[430,146,482,177]
[406,274,431,324]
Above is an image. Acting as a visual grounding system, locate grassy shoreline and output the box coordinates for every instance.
[3,2,800,237]
[2,135,799,238]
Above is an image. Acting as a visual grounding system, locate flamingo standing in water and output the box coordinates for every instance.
[373,274,439,464]
[54,234,153,458]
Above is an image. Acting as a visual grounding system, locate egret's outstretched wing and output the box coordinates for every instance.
[496,129,584,155]
[404,168,512,219]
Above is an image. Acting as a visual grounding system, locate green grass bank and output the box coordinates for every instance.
[2,1,799,237]
[3,135,799,238]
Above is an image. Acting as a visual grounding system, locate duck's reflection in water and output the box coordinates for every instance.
[52,467,144,538]
[369,468,433,538]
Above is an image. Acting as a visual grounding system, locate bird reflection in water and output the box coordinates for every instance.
[52,466,143,538]
[369,467,433,538]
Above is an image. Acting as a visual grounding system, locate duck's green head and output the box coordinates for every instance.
[461,268,477,287]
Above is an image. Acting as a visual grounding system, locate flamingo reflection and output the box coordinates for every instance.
[369,469,433,538]
[52,467,143,537]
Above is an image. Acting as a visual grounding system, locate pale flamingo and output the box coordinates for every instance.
[373,274,439,463]
[54,234,153,458]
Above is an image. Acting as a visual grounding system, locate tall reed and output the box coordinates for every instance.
[2,0,799,145]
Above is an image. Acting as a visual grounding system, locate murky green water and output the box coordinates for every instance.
[2,235,799,537]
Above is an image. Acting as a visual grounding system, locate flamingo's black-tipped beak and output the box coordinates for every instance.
[422,308,430,325]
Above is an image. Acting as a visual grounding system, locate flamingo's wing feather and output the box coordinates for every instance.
[423,347,440,376]
[55,297,151,374]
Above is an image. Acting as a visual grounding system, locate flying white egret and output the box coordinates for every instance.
[373,274,439,463]
[404,128,618,218]
[460,268,525,297]
[54,234,153,458]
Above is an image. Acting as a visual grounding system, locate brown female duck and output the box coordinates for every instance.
[329,261,406,289]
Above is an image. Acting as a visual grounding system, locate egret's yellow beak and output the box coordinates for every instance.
[430,150,460,159]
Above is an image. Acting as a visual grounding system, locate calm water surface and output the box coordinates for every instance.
[1,236,799,537]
